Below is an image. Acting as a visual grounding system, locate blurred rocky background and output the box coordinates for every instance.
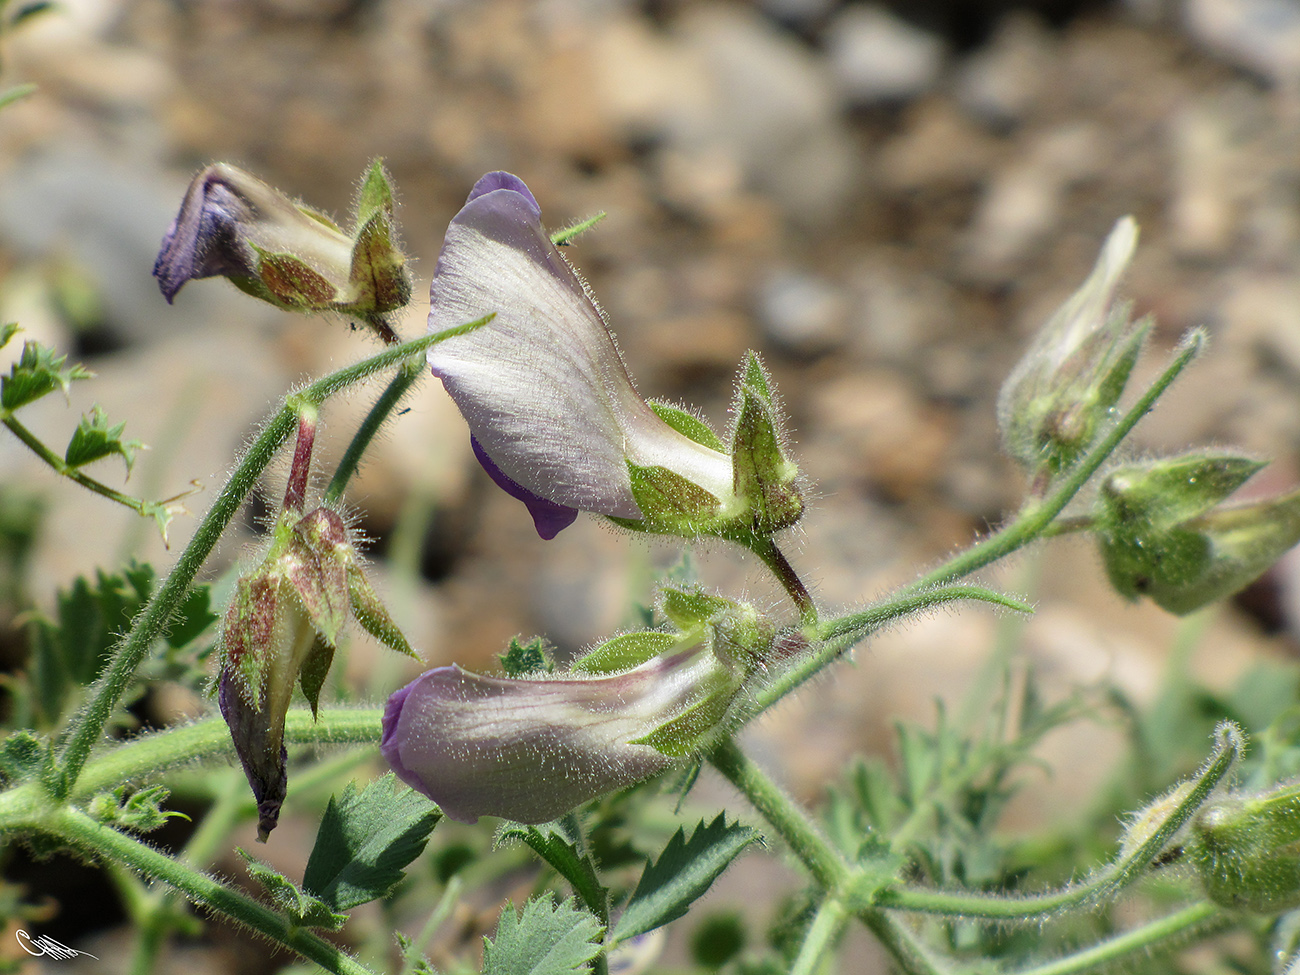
[2,0,1300,969]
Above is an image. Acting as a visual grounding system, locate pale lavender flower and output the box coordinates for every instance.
[426,172,735,539]
[381,644,738,824]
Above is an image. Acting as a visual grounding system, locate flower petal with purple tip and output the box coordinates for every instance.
[380,644,731,824]
[426,172,734,537]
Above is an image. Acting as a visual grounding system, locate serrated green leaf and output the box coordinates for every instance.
[500,636,553,676]
[27,562,154,726]
[165,585,218,650]
[498,821,608,923]
[482,896,603,975]
[64,404,145,476]
[1,339,92,411]
[239,850,348,931]
[611,813,758,944]
[302,774,441,912]
[88,784,186,834]
[0,731,47,783]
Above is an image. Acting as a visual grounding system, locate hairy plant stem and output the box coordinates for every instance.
[36,805,379,975]
[45,320,486,801]
[1010,901,1226,975]
[1,412,173,528]
[873,721,1241,919]
[324,353,425,507]
[708,736,848,891]
[707,739,946,975]
[745,333,1202,721]
[742,532,817,626]
[791,896,849,975]
[904,331,1203,595]
[750,586,1033,717]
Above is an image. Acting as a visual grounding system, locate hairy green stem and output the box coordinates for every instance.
[1010,901,1225,975]
[38,805,379,975]
[872,722,1241,920]
[749,586,1032,717]
[708,736,848,891]
[857,911,949,975]
[741,532,817,626]
[791,896,849,975]
[2,413,170,523]
[47,321,485,799]
[905,332,1203,594]
[324,354,425,506]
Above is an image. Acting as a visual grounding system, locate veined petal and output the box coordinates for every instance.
[427,172,733,531]
[380,647,723,824]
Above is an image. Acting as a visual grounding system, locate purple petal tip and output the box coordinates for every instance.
[471,437,579,539]
[466,172,539,215]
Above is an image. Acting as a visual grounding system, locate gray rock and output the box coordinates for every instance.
[825,4,946,105]
[756,268,849,355]
[1185,0,1300,89]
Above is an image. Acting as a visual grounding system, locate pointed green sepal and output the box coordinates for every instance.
[730,354,802,534]
[0,322,18,350]
[298,636,336,719]
[355,159,396,227]
[1100,453,1267,531]
[1097,458,1300,614]
[659,585,733,632]
[348,564,418,659]
[570,631,680,674]
[625,462,723,533]
[648,400,726,451]
[347,211,412,314]
[285,511,352,645]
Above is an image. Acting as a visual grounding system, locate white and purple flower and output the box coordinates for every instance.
[381,640,742,824]
[425,172,738,539]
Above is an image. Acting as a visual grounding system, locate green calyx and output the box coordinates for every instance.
[1191,785,1300,913]
[1094,452,1300,614]
[615,352,803,542]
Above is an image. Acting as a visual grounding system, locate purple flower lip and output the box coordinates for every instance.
[426,171,734,538]
[380,644,726,824]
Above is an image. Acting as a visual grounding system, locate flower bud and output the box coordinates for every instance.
[154,160,410,325]
[997,217,1147,481]
[381,592,774,824]
[426,172,805,543]
[1095,453,1300,614]
[219,506,416,840]
[1190,785,1300,913]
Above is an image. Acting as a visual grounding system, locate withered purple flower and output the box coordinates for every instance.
[220,506,416,840]
[426,172,736,539]
[154,161,410,332]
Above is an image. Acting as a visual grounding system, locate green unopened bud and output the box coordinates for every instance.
[1096,453,1300,614]
[998,217,1147,481]
[219,505,417,840]
[729,353,803,533]
[1191,785,1300,913]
